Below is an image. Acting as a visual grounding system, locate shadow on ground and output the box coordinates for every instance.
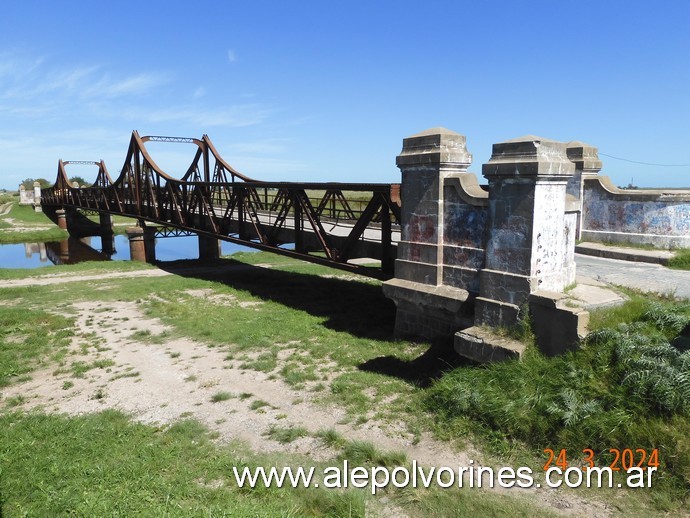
[358,338,469,388]
[159,257,467,387]
[159,257,397,341]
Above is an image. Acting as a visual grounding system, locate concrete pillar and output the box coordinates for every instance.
[566,142,602,240]
[56,209,68,230]
[393,127,473,285]
[382,128,475,339]
[99,213,113,234]
[198,234,221,261]
[474,136,576,328]
[59,239,70,262]
[126,226,156,263]
[33,181,42,211]
[99,235,114,257]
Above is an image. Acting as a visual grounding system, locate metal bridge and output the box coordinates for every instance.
[41,131,401,279]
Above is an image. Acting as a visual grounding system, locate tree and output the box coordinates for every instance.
[68,176,92,187]
[21,178,52,189]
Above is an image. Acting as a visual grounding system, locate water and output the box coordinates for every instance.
[0,234,253,269]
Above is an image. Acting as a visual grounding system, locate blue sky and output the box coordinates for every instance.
[1,0,688,189]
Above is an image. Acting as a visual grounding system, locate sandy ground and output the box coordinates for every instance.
[0,269,616,516]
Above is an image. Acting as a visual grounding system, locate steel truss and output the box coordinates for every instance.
[42,132,401,278]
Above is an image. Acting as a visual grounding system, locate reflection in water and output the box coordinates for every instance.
[23,236,116,265]
[3,234,251,269]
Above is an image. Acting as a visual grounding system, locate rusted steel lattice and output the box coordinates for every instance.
[42,131,401,278]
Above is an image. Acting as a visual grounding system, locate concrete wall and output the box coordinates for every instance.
[441,174,488,293]
[19,185,35,205]
[581,176,690,249]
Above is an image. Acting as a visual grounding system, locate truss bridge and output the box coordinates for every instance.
[41,132,401,278]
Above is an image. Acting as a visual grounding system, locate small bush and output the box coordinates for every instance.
[210,391,232,403]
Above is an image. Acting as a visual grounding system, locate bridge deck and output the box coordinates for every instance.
[41,132,401,278]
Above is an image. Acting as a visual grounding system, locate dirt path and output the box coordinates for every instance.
[1,293,612,516]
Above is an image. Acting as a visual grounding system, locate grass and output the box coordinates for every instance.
[0,307,73,387]
[210,391,232,403]
[669,248,690,270]
[425,294,690,511]
[0,410,366,516]
[0,258,153,280]
[2,249,689,513]
[340,440,408,468]
[264,424,309,443]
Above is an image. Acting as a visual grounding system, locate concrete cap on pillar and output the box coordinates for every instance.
[566,141,603,175]
[396,127,472,169]
[482,135,575,179]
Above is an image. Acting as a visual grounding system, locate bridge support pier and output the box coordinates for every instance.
[126,226,156,263]
[99,213,115,256]
[99,213,113,233]
[198,234,221,261]
[455,136,589,361]
[56,209,68,230]
[101,234,116,256]
[384,128,590,360]
[382,128,476,339]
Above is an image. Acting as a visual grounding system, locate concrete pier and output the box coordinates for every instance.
[55,209,68,230]
[126,226,156,263]
[198,234,221,261]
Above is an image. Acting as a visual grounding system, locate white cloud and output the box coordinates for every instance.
[227,49,237,63]
[94,73,169,98]
[193,86,206,99]
[131,104,272,128]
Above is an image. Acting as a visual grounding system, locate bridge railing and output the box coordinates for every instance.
[41,131,402,277]
[43,177,401,275]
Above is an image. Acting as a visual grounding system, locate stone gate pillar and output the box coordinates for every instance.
[382,128,475,339]
[33,181,42,212]
[474,136,576,327]
[566,142,602,239]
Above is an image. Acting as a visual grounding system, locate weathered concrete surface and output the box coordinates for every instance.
[126,226,156,263]
[385,128,479,339]
[454,326,525,362]
[476,136,576,328]
[395,127,473,287]
[529,290,589,356]
[575,254,690,300]
[382,278,473,339]
[575,241,674,265]
[582,176,690,249]
[198,234,221,261]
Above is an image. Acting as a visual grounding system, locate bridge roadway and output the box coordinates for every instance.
[575,254,690,300]
[213,205,401,248]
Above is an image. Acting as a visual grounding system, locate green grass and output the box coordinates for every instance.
[340,440,408,468]
[669,248,690,270]
[0,228,69,244]
[0,258,153,280]
[210,391,233,403]
[0,307,73,387]
[316,428,347,449]
[264,424,310,443]
[0,410,366,516]
[2,251,689,513]
[425,295,690,511]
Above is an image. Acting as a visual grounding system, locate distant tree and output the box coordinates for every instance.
[21,178,52,189]
[69,175,92,187]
